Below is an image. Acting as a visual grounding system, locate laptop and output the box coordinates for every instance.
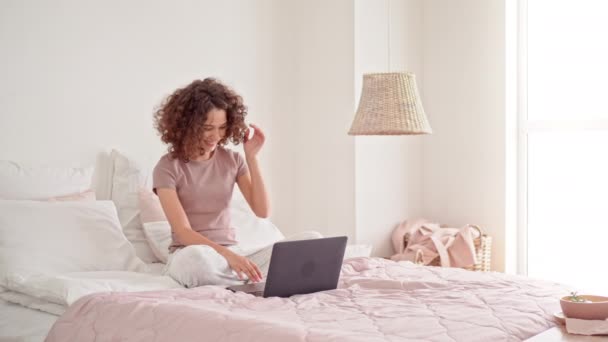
[227,236,347,298]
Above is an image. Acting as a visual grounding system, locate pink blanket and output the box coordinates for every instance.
[46,258,568,342]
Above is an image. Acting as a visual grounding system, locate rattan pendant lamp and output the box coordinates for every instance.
[348,1,432,136]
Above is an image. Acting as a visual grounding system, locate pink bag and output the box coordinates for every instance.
[390,219,479,268]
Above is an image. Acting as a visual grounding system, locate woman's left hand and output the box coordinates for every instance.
[244,123,265,158]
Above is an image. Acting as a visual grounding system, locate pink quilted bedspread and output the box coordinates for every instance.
[45,258,568,342]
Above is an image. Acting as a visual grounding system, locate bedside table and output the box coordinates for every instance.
[525,326,608,341]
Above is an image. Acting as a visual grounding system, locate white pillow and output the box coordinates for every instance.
[0,200,145,286]
[110,150,159,263]
[0,161,93,200]
[344,244,373,259]
[229,187,284,255]
[142,221,172,263]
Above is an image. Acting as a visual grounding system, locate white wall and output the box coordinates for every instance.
[270,0,356,240]
[354,0,425,258]
[421,0,506,271]
[0,0,277,165]
[1,0,509,268]
[0,0,279,191]
[0,0,356,241]
[0,0,279,218]
[353,0,508,266]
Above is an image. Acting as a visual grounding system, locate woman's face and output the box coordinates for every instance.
[200,108,227,153]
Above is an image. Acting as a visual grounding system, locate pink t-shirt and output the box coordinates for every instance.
[152,147,248,251]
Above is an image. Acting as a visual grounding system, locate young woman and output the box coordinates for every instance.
[153,78,320,288]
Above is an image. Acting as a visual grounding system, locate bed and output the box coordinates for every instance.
[0,152,568,341]
[43,258,568,341]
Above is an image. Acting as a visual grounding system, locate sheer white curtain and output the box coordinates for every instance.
[525,0,608,294]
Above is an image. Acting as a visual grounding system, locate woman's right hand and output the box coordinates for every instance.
[221,250,263,282]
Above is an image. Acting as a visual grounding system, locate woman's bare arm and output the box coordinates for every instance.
[238,123,270,218]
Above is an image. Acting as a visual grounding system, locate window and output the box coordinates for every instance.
[524,0,608,293]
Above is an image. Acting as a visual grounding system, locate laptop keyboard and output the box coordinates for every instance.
[248,282,265,292]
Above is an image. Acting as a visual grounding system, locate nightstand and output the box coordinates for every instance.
[525,326,608,341]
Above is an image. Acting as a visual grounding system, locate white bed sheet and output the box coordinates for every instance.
[0,262,168,341]
[0,298,58,342]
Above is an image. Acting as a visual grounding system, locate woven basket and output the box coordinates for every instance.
[404,224,492,272]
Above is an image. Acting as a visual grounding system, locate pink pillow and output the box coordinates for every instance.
[138,189,167,224]
[43,189,96,202]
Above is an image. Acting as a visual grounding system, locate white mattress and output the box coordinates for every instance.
[0,298,58,342]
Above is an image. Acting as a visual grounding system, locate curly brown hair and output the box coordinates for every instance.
[154,78,248,162]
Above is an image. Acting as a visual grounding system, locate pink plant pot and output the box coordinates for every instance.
[560,295,608,320]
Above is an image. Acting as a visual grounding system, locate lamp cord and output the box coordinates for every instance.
[387,0,391,72]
